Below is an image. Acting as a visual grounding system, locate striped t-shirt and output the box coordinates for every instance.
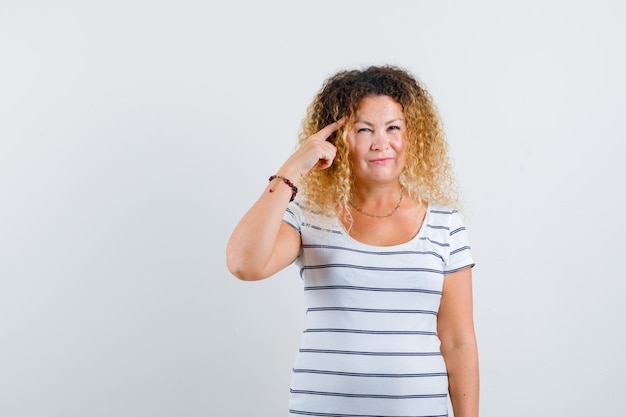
[283,202,475,417]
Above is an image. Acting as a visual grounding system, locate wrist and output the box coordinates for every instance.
[268,175,298,202]
[275,166,303,186]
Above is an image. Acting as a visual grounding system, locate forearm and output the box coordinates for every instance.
[226,171,299,280]
[227,120,342,281]
[443,342,479,417]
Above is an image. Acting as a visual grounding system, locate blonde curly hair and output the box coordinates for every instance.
[297,65,459,219]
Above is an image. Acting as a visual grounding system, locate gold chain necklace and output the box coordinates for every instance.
[349,188,404,218]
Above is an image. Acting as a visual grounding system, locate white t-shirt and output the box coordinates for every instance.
[283,202,475,417]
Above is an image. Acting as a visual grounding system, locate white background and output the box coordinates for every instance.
[1,1,625,416]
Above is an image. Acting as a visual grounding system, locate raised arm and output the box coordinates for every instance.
[226,119,344,281]
[437,267,479,417]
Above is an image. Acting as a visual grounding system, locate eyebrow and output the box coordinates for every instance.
[354,118,404,126]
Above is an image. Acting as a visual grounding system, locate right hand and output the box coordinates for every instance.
[279,118,345,181]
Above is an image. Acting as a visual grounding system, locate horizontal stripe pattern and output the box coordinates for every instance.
[302,264,443,274]
[304,285,442,295]
[307,307,438,315]
[293,369,447,378]
[290,410,448,417]
[299,349,442,357]
[283,202,474,417]
[290,389,448,400]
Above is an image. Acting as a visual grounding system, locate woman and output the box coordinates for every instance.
[227,66,479,417]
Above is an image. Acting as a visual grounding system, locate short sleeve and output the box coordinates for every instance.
[444,211,475,274]
[282,201,303,235]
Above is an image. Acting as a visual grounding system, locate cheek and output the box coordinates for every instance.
[393,136,407,154]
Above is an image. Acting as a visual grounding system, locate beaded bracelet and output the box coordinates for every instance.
[268,175,298,202]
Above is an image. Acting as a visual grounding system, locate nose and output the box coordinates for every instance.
[371,132,389,151]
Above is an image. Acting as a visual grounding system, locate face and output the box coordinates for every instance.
[347,95,406,186]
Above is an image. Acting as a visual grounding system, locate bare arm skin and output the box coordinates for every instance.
[438,267,479,417]
[226,120,344,281]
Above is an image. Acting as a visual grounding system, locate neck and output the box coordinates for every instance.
[349,183,404,218]
[350,182,403,206]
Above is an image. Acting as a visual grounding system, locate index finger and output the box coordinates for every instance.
[317,117,346,140]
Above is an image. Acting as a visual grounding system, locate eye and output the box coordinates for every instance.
[388,125,401,131]
[357,127,372,133]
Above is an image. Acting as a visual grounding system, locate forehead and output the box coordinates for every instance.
[354,95,404,119]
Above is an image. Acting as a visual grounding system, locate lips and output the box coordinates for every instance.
[370,157,393,164]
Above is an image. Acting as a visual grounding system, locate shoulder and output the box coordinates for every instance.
[426,204,474,272]
[283,201,305,233]
[283,200,340,234]
[426,204,465,229]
